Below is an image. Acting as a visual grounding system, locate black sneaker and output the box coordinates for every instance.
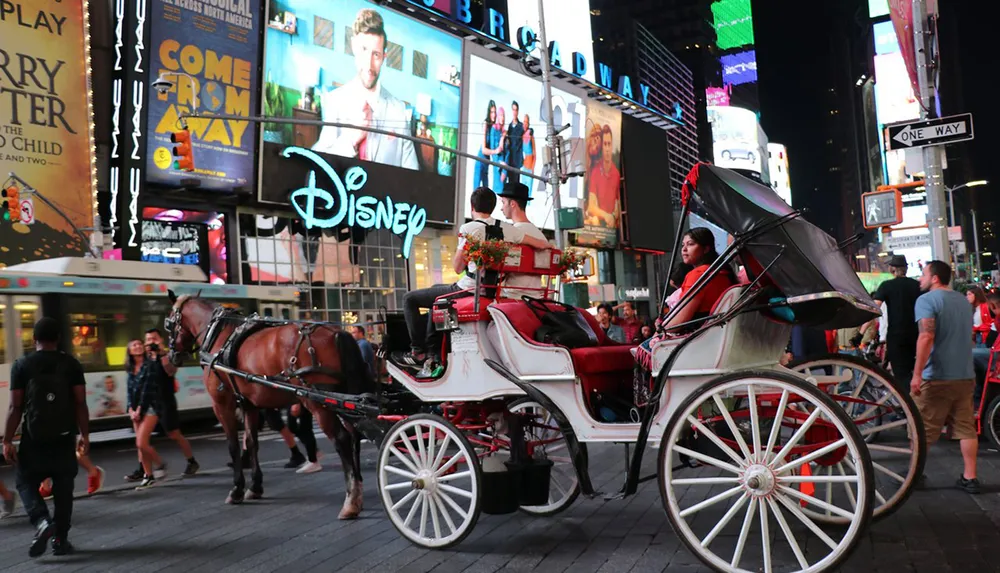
[284,450,306,469]
[51,537,74,556]
[182,459,200,476]
[957,476,981,494]
[29,519,55,558]
[124,467,144,482]
[392,351,426,368]
[135,476,156,490]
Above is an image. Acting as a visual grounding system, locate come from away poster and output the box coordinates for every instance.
[145,0,259,192]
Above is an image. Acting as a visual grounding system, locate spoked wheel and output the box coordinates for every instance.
[788,354,926,523]
[377,414,482,549]
[659,370,874,573]
[508,398,582,516]
[985,395,1000,451]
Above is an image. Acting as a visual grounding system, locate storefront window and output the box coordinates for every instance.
[239,213,410,343]
[412,233,462,289]
[597,250,615,285]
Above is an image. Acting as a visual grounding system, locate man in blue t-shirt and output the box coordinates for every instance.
[912,260,979,494]
[351,325,377,379]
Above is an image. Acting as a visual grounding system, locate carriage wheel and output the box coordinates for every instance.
[509,398,582,516]
[788,354,926,523]
[377,413,482,549]
[659,371,874,573]
[984,395,1000,451]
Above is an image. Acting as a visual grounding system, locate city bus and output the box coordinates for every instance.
[0,257,299,438]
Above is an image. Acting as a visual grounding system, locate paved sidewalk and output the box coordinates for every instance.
[1,435,999,572]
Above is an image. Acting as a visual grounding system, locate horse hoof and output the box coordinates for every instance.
[247,490,263,500]
[226,492,245,505]
[338,508,360,520]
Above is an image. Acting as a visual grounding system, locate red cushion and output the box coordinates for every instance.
[492,300,546,342]
[450,296,495,322]
[570,345,636,375]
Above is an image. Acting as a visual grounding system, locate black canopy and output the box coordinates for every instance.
[685,163,880,329]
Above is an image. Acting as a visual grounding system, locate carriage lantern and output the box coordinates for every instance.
[431,298,460,332]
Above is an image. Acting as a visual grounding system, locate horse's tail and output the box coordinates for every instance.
[335,330,375,395]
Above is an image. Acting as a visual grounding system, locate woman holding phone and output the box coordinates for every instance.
[126,340,166,489]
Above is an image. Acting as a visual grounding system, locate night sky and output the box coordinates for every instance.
[754,0,998,254]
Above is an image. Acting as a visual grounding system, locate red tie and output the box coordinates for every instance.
[358,103,372,161]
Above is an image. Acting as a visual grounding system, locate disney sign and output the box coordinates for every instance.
[283,147,427,259]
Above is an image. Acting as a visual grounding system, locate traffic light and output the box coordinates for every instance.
[170,129,195,171]
[1,187,18,222]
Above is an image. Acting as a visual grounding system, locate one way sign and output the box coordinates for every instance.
[885,113,974,151]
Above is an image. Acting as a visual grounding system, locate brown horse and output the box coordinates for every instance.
[164,291,372,517]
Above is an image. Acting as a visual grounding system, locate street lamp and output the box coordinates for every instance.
[152,72,200,126]
[947,179,988,227]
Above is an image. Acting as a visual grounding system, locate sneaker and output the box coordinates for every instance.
[416,359,438,379]
[29,519,55,558]
[51,537,74,556]
[182,459,200,476]
[957,476,981,494]
[392,351,426,368]
[124,467,144,482]
[284,450,306,469]
[87,466,105,495]
[296,461,323,474]
[135,476,156,490]
[39,480,53,500]
[0,495,14,519]
[153,464,167,479]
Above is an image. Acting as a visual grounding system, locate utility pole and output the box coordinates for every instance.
[912,0,950,265]
[972,209,982,279]
[536,0,564,250]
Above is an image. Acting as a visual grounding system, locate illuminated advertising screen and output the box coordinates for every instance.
[142,208,229,284]
[577,103,622,248]
[145,0,260,192]
[873,21,899,55]
[712,0,755,51]
[706,87,731,107]
[240,214,362,285]
[869,0,890,18]
[261,0,462,181]
[463,54,587,230]
[0,0,95,266]
[707,106,763,174]
[874,55,920,127]
[721,50,757,86]
[506,1,596,84]
[767,143,791,206]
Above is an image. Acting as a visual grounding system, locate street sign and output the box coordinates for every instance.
[885,113,974,151]
[948,225,962,242]
[19,198,34,225]
[884,233,930,251]
[861,189,903,229]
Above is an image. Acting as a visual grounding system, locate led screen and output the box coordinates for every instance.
[463,54,587,230]
[262,0,462,179]
[869,0,890,18]
[707,105,763,174]
[721,50,757,86]
[712,0,754,51]
[142,208,229,284]
[874,21,899,55]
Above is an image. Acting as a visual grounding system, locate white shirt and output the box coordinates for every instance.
[502,221,548,300]
[878,302,888,342]
[455,218,525,291]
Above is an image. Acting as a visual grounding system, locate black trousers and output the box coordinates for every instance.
[15,442,78,538]
[260,407,318,462]
[886,337,917,391]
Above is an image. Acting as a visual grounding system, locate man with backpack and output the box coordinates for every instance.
[2,317,90,557]
[395,186,549,377]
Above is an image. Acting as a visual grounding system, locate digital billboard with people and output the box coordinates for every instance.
[262,0,462,179]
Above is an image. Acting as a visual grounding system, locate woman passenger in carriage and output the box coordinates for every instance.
[662,227,734,333]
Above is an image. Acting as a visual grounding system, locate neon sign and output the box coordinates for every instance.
[283,147,427,260]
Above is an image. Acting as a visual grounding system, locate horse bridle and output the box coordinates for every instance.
[165,297,212,364]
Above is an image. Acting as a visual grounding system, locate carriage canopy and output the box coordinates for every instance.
[685,163,881,329]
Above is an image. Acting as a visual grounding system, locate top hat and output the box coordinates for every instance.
[887,254,908,268]
[497,181,532,202]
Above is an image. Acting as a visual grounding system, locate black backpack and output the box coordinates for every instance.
[466,220,505,299]
[23,356,77,443]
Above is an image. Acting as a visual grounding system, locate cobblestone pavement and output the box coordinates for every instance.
[1,429,1000,572]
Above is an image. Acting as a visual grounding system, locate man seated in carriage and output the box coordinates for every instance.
[396,185,550,376]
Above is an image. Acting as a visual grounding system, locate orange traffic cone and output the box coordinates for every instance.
[800,463,815,506]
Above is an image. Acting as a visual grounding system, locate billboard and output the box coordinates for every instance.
[577,103,622,248]
[0,0,95,266]
[707,106,763,174]
[720,50,757,86]
[767,143,791,206]
[463,54,587,230]
[261,0,462,183]
[706,87,731,107]
[711,0,754,51]
[145,0,260,192]
[506,1,596,84]
[240,214,361,286]
[869,0,890,18]
[142,207,229,284]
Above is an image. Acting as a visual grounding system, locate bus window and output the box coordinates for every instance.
[137,298,173,338]
[67,296,132,371]
[14,298,41,357]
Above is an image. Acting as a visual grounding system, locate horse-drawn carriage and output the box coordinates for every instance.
[164,164,925,573]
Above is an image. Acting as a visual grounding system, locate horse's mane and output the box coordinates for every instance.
[173,294,194,310]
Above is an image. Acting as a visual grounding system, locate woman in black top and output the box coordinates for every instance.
[126,340,164,488]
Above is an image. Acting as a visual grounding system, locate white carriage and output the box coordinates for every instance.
[375,164,924,573]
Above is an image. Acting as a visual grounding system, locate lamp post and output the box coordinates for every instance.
[947,179,988,227]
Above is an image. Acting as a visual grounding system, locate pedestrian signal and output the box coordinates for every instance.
[170,129,195,171]
[1,187,18,222]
